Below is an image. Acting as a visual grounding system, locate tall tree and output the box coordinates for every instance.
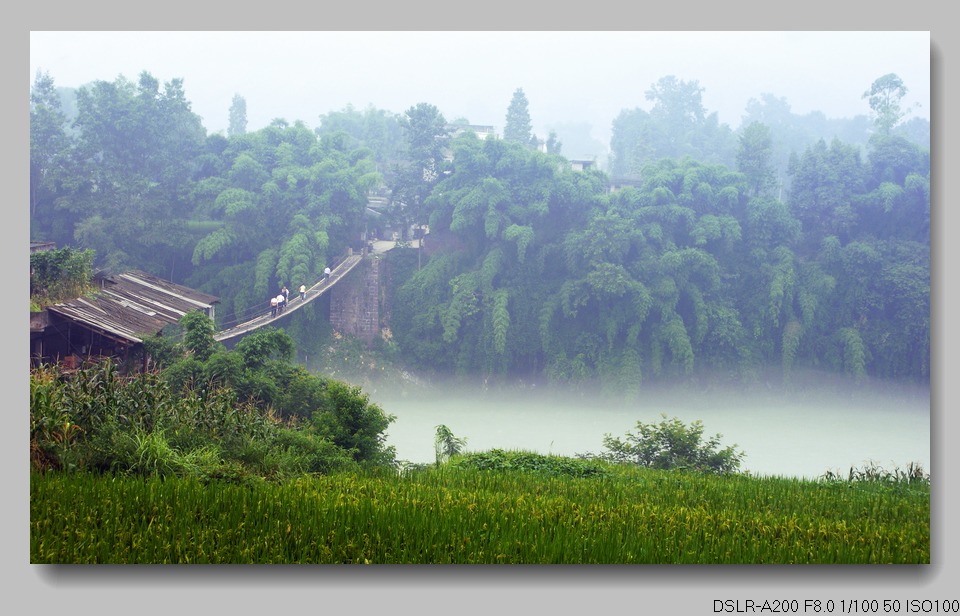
[228,93,247,137]
[391,103,448,241]
[29,70,72,239]
[69,72,207,274]
[317,104,406,176]
[736,122,777,198]
[645,75,705,159]
[862,73,909,136]
[545,130,562,155]
[610,76,736,178]
[787,138,867,244]
[503,88,533,145]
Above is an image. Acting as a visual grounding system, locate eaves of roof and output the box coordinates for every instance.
[46,270,220,345]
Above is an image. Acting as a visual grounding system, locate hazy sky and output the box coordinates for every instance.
[29,31,930,146]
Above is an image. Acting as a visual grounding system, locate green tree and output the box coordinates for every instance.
[402,102,449,179]
[647,76,705,130]
[788,138,867,244]
[737,121,777,198]
[743,196,800,252]
[391,102,448,241]
[179,311,220,362]
[30,70,72,237]
[610,76,735,178]
[313,380,396,465]
[503,88,533,145]
[228,93,247,137]
[599,414,744,474]
[316,104,406,174]
[863,73,910,136]
[820,238,929,380]
[866,133,928,187]
[234,327,295,370]
[645,75,706,159]
[68,72,206,274]
[647,75,736,166]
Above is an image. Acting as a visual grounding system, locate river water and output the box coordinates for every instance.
[370,376,930,480]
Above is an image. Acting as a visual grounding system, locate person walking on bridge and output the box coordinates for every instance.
[299,284,306,300]
[270,295,278,317]
[324,266,331,282]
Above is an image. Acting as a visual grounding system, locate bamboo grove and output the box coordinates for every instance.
[390,132,929,391]
[30,71,929,390]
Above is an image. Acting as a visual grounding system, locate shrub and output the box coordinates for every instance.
[312,379,396,466]
[180,311,221,362]
[269,428,357,476]
[594,413,744,474]
[30,351,400,481]
[451,449,611,478]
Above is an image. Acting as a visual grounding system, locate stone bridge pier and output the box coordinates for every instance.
[329,254,383,347]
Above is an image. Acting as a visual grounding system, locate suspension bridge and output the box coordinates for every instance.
[213,253,363,344]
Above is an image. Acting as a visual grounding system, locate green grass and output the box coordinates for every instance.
[31,455,929,564]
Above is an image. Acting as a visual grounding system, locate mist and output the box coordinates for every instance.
[368,372,930,479]
[29,31,930,144]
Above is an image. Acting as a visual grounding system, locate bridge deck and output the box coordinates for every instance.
[214,254,363,343]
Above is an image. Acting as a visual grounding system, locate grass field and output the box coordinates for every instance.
[30,452,930,564]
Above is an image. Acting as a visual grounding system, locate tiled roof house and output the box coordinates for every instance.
[31,270,219,369]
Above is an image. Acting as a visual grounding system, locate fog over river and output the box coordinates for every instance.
[370,374,930,480]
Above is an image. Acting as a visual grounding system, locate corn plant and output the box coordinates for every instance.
[434,424,467,464]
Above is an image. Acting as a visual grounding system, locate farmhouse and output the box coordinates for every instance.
[31,270,219,370]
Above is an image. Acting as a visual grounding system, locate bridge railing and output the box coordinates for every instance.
[212,253,363,343]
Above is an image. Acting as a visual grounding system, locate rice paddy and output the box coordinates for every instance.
[30,456,929,564]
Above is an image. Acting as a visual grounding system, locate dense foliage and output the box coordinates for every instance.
[30,70,381,327]
[449,449,611,479]
[30,70,929,390]
[390,127,928,389]
[31,345,397,478]
[29,246,95,308]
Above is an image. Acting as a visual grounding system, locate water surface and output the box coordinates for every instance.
[371,378,930,479]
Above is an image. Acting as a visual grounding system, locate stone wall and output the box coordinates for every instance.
[329,255,381,346]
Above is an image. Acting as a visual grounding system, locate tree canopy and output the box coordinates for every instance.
[30,70,930,394]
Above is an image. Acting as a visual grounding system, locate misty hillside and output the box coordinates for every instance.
[30,70,930,389]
